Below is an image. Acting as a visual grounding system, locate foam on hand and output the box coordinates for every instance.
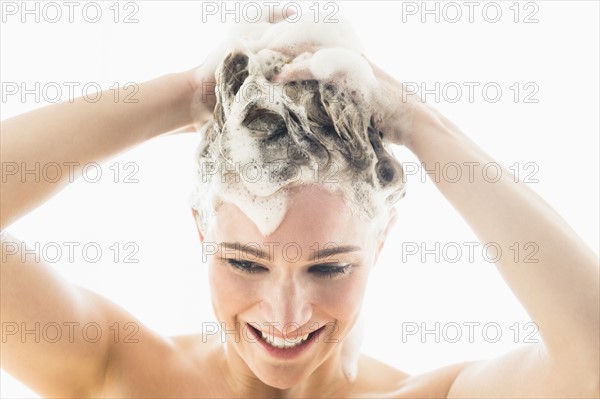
[190,11,406,237]
[221,12,377,101]
[228,12,364,54]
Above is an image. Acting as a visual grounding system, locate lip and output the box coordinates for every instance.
[246,323,328,360]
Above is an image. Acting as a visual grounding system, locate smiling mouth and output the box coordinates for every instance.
[248,323,324,349]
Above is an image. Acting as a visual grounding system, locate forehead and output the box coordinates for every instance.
[210,185,372,249]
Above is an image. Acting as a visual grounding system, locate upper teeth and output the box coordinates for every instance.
[261,330,310,349]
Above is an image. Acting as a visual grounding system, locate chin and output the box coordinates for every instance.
[252,362,311,390]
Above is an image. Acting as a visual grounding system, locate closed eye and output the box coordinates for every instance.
[226,259,267,274]
[226,259,352,278]
[309,264,352,278]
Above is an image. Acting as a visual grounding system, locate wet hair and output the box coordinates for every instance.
[191,48,406,235]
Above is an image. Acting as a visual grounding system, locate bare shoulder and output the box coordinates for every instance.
[394,361,476,398]
[353,354,410,396]
[355,355,475,398]
[98,329,222,397]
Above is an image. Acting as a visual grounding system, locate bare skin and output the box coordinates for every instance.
[1,38,599,398]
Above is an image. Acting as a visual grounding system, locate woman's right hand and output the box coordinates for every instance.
[185,63,217,131]
[182,6,298,133]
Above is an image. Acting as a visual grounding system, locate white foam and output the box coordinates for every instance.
[311,48,376,94]
[191,9,403,237]
[219,12,374,92]
[342,316,364,382]
[228,13,364,54]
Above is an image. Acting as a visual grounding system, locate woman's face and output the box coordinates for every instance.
[200,185,390,389]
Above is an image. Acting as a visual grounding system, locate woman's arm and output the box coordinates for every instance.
[1,71,196,231]
[0,71,201,397]
[274,54,599,396]
[404,104,599,398]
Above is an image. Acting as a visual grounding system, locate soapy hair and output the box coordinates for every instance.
[191,48,406,235]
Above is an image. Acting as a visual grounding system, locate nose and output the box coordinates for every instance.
[260,275,313,332]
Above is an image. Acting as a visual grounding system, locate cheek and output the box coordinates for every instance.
[313,269,371,319]
[209,261,259,319]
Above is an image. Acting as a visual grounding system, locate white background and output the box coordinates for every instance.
[1,1,599,397]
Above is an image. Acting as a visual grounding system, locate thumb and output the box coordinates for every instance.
[272,60,314,83]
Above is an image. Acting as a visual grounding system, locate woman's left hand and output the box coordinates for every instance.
[271,51,445,149]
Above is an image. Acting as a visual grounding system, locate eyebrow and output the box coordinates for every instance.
[219,242,270,261]
[218,242,361,263]
[308,245,361,262]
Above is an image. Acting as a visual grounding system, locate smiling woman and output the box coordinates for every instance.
[1,1,599,398]
[204,185,382,392]
[187,17,408,383]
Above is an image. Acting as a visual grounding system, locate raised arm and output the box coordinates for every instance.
[381,71,599,397]
[0,70,201,397]
[273,50,599,397]
[410,108,598,398]
[1,71,198,231]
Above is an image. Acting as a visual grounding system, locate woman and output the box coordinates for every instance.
[1,12,598,399]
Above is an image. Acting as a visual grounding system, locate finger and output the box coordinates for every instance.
[272,60,314,83]
[260,4,296,24]
[167,125,198,135]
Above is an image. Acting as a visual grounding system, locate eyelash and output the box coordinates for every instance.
[227,260,266,274]
[226,260,351,278]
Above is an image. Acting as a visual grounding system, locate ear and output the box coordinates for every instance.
[374,207,397,265]
[191,208,204,242]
